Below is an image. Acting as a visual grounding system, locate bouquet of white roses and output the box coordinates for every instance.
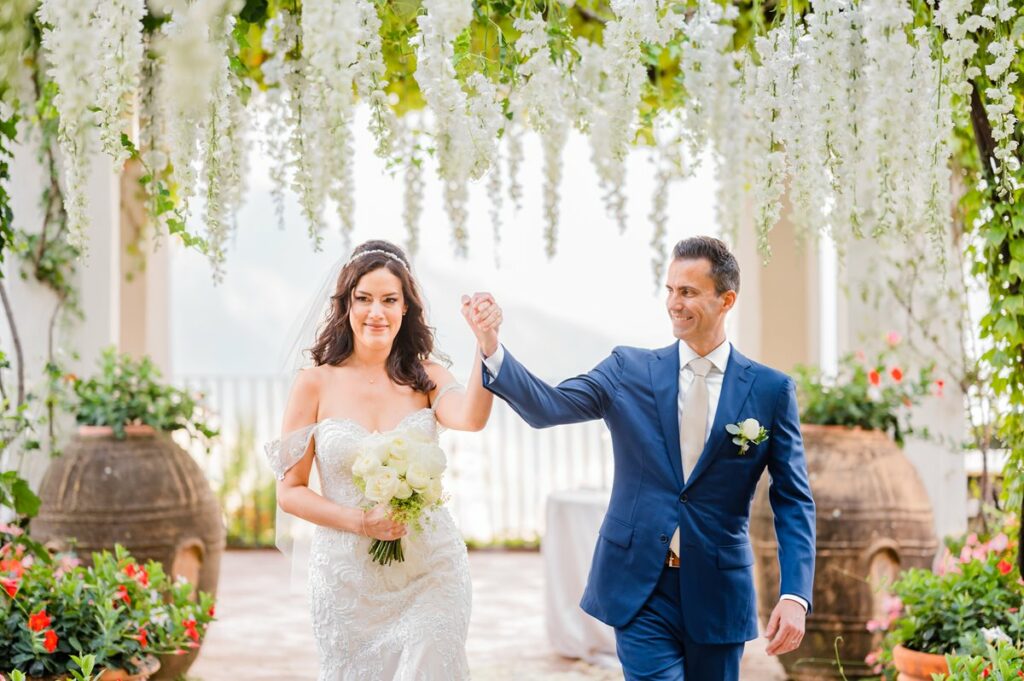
[351,432,447,565]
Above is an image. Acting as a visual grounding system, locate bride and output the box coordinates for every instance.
[264,239,500,680]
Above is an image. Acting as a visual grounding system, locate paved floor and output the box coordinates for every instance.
[189,550,786,680]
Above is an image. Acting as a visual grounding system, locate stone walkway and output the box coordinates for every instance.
[189,550,786,680]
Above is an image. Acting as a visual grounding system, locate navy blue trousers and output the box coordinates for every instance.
[614,565,744,681]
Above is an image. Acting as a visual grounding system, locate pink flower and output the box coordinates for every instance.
[865,619,885,633]
[0,524,23,537]
[933,379,945,397]
[1,577,19,598]
[989,533,1009,553]
[886,331,902,347]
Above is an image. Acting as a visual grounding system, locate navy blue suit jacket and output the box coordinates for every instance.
[484,342,815,644]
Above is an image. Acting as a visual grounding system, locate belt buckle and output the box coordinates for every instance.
[665,550,680,568]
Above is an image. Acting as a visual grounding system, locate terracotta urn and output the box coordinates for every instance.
[891,644,949,681]
[751,424,938,680]
[32,426,224,679]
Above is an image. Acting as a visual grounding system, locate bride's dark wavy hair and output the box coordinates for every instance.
[309,240,437,394]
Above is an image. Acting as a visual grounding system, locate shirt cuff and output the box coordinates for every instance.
[481,344,505,378]
[780,594,809,612]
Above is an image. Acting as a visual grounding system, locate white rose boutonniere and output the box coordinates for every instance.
[726,418,769,455]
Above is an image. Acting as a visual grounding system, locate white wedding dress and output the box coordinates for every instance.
[265,401,472,681]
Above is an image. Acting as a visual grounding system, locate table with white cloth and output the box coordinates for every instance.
[544,488,620,668]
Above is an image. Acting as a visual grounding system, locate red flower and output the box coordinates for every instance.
[113,584,131,607]
[208,605,215,617]
[0,558,24,578]
[183,617,200,643]
[868,370,881,386]
[982,667,991,678]
[43,629,58,653]
[134,627,149,648]
[123,563,149,586]
[0,577,18,598]
[998,559,1014,575]
[28,609,51,632]
[890,367,903,382]
[933,379,945,397]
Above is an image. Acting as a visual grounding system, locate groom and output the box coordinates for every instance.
[463,236,816,681]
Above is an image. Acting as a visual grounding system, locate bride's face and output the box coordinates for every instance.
[349,267,407,352]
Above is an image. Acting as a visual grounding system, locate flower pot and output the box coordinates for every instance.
[32,428,224,679]
[891,644,948,681]
[751,425,938,680]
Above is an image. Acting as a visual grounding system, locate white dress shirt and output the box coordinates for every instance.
[482,342,808,612]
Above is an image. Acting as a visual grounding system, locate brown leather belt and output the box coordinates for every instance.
[665,550,680,568]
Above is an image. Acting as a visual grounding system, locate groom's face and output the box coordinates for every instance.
[665,258,736,346]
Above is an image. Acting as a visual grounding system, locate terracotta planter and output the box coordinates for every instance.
[32,428,224,679]
[751,425,938,680]
[891,645,948,681]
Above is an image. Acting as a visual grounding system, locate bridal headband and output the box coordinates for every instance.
[347,249,410,272]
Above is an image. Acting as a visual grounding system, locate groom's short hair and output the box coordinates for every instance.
[672,236,740,295]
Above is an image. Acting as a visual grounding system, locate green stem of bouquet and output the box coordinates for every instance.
[369,538,405,566]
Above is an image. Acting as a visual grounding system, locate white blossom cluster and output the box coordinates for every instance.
[1,0,40,113]
[414,0,503,254]
[37,0,102,248]
[92,0,146,166]
[302,0,361,248]
[510,14,575,256]
[202,15,248,278]
[260,9,302,230]
[353,0,399,159]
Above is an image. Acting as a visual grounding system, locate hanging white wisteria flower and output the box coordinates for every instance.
[37,0,101,249]
[860,0,920,239]
[505,119,525,213]
[511,14,575,256]
[353,0,399,160]
[303,0,362,248]
[401,116,426,256]
[260,9,302,231]
[746,30,789,260]
[201,15,248,278]
[156,0,238,219]
[679,0,740,162]
[91,0,146,167]
[802,0,866,246]
[414,0,503,254]
[980,0,1021,185]
[1,0,38,111]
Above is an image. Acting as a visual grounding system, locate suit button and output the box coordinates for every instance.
[679,493,688,503]
[659,534,668,544]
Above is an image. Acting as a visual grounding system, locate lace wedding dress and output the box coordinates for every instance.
[265,402,472,681]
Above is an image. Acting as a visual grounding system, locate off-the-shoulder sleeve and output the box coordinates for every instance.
[430,381,464,410]
[264,423,317,481]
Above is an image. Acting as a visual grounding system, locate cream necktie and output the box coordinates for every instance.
[670,357,712,557]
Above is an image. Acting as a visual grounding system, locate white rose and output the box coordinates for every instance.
[394,480,413,500]
[405,464,433,493]
[364,468,400,503]
[410,443,447,477]
[386,439,410,475]
[420,477,443,504]
[740,419,761,441]
[352,453,383,479]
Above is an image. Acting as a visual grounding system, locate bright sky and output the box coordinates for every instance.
[171,106,725,380]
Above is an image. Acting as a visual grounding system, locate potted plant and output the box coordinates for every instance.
[870,524,1024,680]
[751,332,943,679]
[0,525,215,681]
[943,640,1024,681]
[30,348,224,680]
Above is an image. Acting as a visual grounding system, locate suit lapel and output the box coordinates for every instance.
[649,342,683,489]
[683,345,755,490]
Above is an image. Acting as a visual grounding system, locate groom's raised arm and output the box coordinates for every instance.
[481,345,622,428]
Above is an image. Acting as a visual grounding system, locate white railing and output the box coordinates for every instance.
[175,374,614,544]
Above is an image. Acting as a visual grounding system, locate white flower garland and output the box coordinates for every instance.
[260,9,301,231]
[353,0,399,159]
